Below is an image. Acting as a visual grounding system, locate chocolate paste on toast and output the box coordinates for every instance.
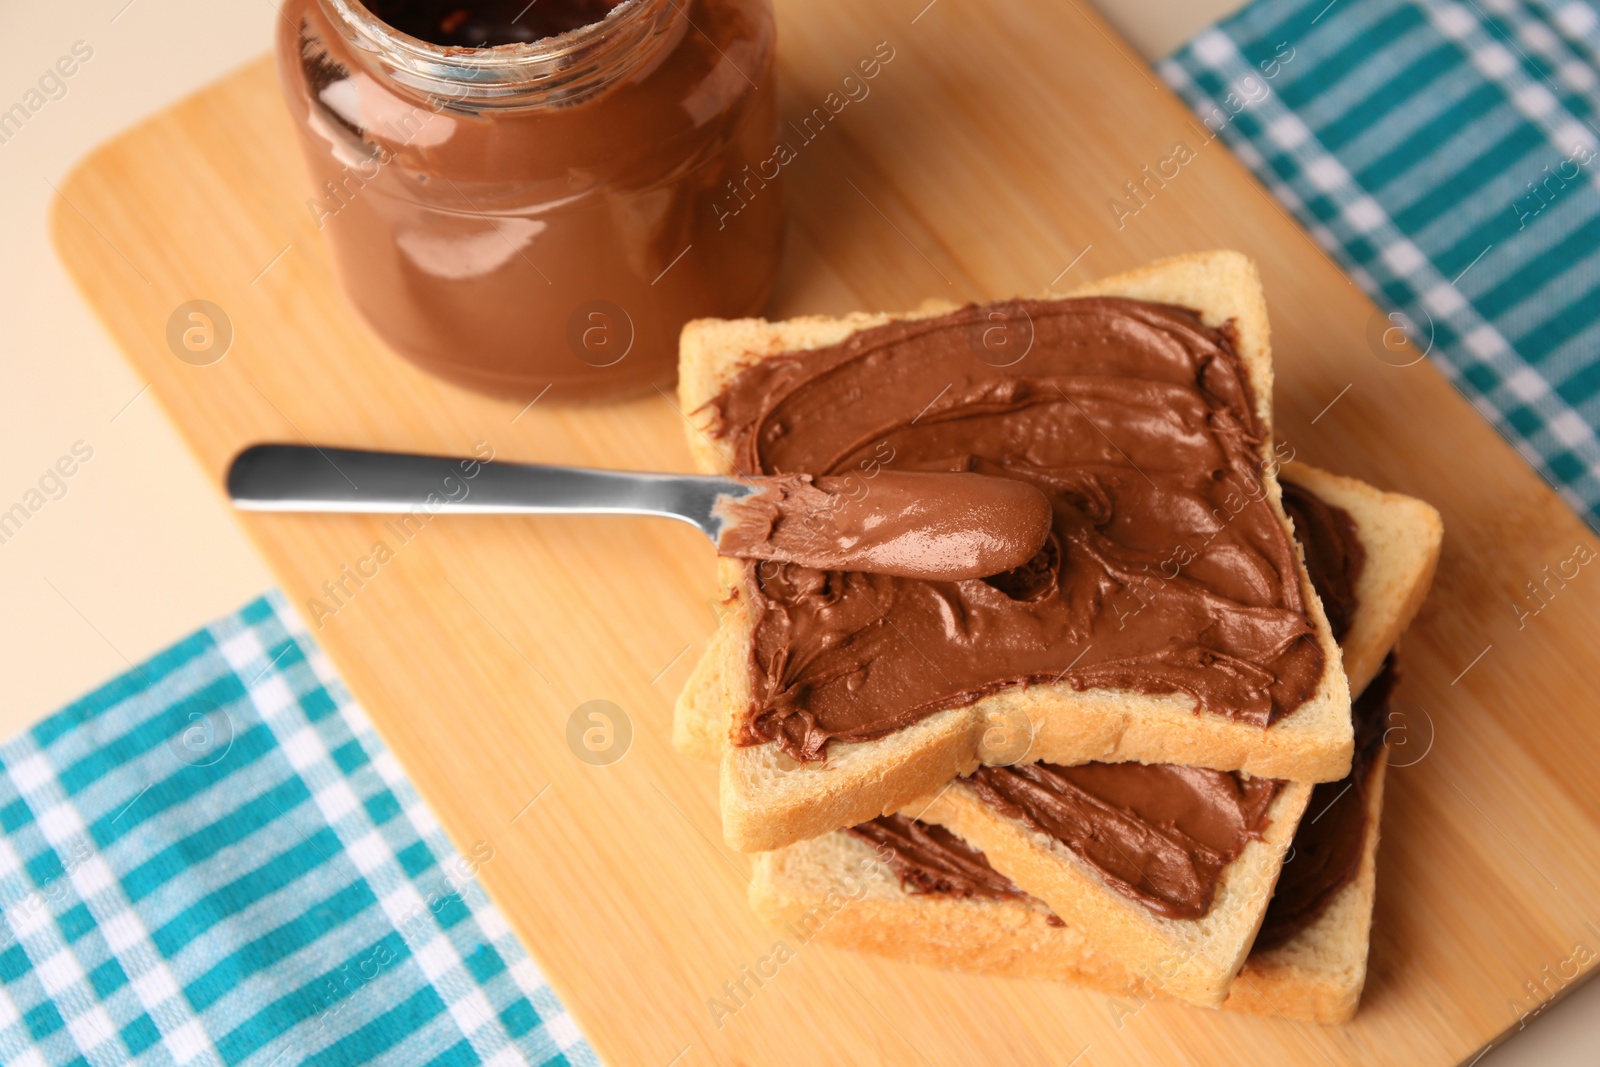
[848,814,1026,899]
[709,297,1325,761]
[1281,480,1365,642]
[966,762,1284,919]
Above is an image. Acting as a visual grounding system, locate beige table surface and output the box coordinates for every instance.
[3,1,1594,1063]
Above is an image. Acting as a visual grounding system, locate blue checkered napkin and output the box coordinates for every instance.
[0,592,596,1066]
[1161,0,1600,528]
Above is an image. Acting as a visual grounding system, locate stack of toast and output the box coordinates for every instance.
[671,251,1443,1022]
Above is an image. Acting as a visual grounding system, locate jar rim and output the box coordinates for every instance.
[316,0,679,106]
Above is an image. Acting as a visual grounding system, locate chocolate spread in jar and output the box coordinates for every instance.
[275,0,783,401]
[708,297,1325,762]
[714,471,1054,581]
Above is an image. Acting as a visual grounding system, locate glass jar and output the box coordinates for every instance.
[274,0,783,402]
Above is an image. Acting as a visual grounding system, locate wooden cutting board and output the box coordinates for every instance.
[51,1,1600,1063]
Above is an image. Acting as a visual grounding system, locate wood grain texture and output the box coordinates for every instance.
[49,1,1600,1063]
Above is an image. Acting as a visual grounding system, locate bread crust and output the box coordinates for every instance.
[677,251,1355,852]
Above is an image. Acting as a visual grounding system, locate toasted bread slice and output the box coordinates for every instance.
[748,748,1388,1023]
[1222,752,1387,1022]
[1277,462,1442,698]
[675,464,1440,771]
[678,251,1355,851]
[744,473,1441,1020]
[748,756,1383,1021]
[909,775,1311,1007]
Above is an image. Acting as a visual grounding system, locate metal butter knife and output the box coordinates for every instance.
[226,443,758,540]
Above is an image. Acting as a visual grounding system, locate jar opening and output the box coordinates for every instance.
[318,0,677,107]
[354,0,629,48]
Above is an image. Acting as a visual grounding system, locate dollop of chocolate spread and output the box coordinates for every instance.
[1281,480,1365,642]
[848,814,1025,899]
[714,471,1054,581]
[708,297,1324,762]
[859,479,1383,927]
[1255,657,1396,949]
[359,0,626,47]
[968,762,1284,920]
